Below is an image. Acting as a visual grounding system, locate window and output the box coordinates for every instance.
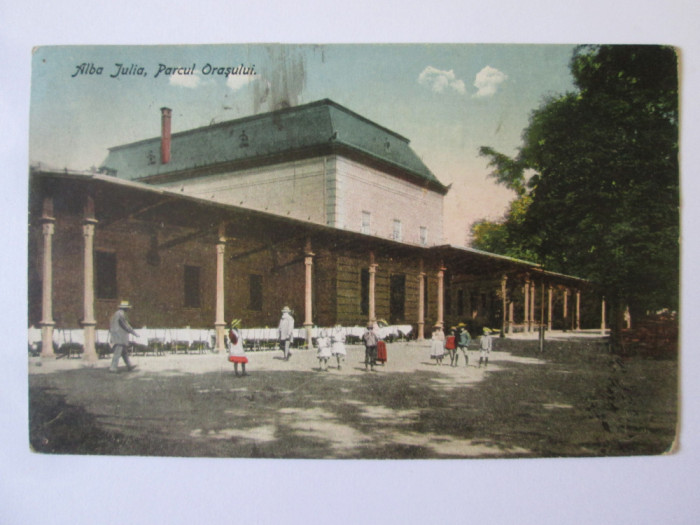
[361,211,371,234]
[392,219,402,241]
[424,276,430,320]
[390,274,406,324]
[184,265,201,308]
[360,268,369,315]
[420,226,428,246]
[95,251,117,300]
[239,130,249,148]
[249,274,263,311]
[457,289,464,316]
[444,273,452,316]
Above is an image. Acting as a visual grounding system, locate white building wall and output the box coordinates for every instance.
[334,157,444,246]
[158,157,328,225]
[158,154,444,246]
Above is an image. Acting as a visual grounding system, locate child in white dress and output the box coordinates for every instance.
[316,328,332,371]
[430,324,445,365]
[331,324,347,370]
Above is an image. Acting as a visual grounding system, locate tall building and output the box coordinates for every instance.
[29,99,592,359]
[101,100,448,247]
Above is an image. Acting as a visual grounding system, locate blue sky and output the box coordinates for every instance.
[30,44,577,245]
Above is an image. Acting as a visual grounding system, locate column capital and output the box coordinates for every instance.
[42,222,55,235]
[82,221,97,237]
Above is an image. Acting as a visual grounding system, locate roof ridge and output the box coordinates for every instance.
[108,99,411,151]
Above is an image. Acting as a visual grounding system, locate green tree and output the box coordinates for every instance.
[477,45,679,345]
[470,195,539,264]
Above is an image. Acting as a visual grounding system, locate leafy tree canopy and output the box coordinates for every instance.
[475,45,679,320]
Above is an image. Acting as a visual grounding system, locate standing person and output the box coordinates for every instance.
[479,328,493,368]
[109,300,138,373]
[316,328,332,371]
[278,306,295,361]
[375,321,388,366]
[227,318,248,377]
[331,324,347,370]
[361,323,379,372]
[456,323,471,367]
[445,326,457,366]
[430,324,445,365]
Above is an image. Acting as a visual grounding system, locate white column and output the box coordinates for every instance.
[547,285,553,331]
[304,240,314,349]
[523,279,529,333]
[369,252,378,325]
[576,290,581,331]
[530,281,536,332]
[81,199,98,362]
[500,275,508,337]
[214,225,227,352]
[508,301,514,335]
[418,268,425,341]
[601,298,607,335]
[437,266,446,328]
[40,197,56,358]
[563,289,569,332]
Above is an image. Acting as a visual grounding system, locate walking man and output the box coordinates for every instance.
[278,306,295,361]
[109,300,138,373]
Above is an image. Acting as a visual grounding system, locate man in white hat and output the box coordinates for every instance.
[109,300,139,373]
[278,306,295,361]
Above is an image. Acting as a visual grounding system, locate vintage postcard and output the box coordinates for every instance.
[27,44,679,459]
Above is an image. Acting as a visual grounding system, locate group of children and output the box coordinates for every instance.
[226,319,349,375]
[226,318,494,377]
[431,323,493,368]
[315,325,348,371]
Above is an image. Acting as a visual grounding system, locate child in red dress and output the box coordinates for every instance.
[227,318,248,376]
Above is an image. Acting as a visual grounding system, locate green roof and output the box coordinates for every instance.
[100,99,447,192]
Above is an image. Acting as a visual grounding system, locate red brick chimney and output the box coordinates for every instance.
[160,107,172,164]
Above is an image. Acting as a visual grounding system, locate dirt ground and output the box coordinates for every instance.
[28,331,678,459]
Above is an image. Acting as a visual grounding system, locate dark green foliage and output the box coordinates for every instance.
[475,45,679,327]
[471,195,539,263]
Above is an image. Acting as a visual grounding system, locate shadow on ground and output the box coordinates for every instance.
[29,346,678,459]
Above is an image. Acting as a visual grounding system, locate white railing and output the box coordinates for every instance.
[28,324,414,355]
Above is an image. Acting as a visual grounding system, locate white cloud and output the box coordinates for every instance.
[226,74,254,91]
[169,72,202,88]
[473,66,507,98]
[418,66,466,95]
